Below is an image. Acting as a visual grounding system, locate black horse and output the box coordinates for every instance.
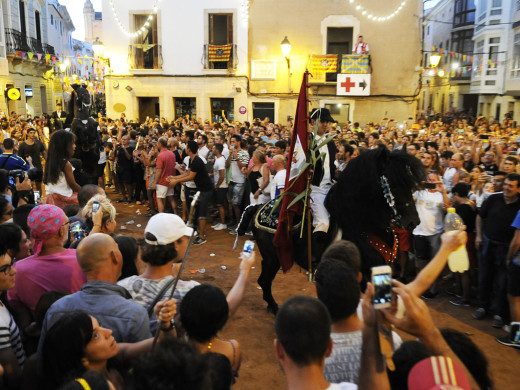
[68,84,101,183]
[237,146,424,314]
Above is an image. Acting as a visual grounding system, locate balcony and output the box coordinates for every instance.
[5,28,30,52]
[5,28,55,56]
[128,44,162,70]
[202,44,237,71]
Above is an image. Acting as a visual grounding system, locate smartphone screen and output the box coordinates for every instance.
[91,201,101,213]
[372,266,392,309]
[33,190,41,204]
[70,221,85,241]
[243,240,255,257]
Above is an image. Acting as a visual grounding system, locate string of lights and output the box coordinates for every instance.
[109,0,162,38]
[348,0,408,21]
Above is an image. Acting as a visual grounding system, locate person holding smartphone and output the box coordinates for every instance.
[412,171,450,299]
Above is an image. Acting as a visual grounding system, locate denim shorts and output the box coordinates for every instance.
[228,182,245,206]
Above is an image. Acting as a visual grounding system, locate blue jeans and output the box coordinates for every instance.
[478,235,509,319]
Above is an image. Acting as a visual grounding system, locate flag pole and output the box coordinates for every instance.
[303,70,313,282]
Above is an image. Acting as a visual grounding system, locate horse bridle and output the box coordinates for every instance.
[380,174,402,227]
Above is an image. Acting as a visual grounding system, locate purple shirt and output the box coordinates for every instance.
[8,249,86,312]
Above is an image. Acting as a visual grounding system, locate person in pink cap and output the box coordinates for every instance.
[7,204,85,333]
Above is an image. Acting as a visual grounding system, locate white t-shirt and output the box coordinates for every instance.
[199,145,209,160]
[326,382,358,390]
[222,144,230,160]
[443,167,456,192]
[271,169,286,199]
[412,190,445,236]
[213,155,228,189]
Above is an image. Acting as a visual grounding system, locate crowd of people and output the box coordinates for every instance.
[0,106,518,389]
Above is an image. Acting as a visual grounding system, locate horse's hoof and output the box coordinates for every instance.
[267,305,278,315]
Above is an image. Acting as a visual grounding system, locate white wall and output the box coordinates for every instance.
[102,0,248,76]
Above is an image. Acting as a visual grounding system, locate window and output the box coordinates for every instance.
[174,98,196,119]
[487,37,499,76]
[51,14,53,25]
[211,98,234,122]
[478,0,487,20]
[253,102,275,123]
[327,27,352,55]
[19,1,26,37]
[427,25,430,35]
[325,27,353,82]
[0,1,5,58]
[324,103,350,124]
[208,13,233,70]
[511,32,520,78]
[474,40,485,76]
[492,0,501,7]
[517,0,520,11]
[35,11,41,41]
[130,14,160,69]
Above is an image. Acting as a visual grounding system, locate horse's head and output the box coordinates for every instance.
[71,84,92,120]
[383,147,425,231]
[326,145,424,237]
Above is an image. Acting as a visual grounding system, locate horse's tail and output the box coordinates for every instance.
[236,204,260,236]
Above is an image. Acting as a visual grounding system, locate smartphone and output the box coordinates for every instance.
[33,190,41,204]
[371,265,392,309]
[242,240,255,258]
[480,134,489,140]
[70,221,85,241]
[424,182,437,189]
[510,322,520,344]
[91,200,101,213]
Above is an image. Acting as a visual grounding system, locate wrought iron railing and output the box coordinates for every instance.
[5,28,55,56]
[128,44,162,69]
[202,44,237,70]
[5,28,30,52]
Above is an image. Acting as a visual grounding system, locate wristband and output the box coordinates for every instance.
[17,190,32,203]
[160,319,175,332]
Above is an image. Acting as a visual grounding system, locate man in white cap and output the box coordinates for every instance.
[118,213,256,329]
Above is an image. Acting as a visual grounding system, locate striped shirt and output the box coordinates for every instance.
[0,304,25,367]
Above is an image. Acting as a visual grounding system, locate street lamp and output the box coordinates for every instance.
[92,38,111,68]
[281,36,291,70]
[281,36,292,92]
[429,52,441,68]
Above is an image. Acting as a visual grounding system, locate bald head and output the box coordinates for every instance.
[76,233,121,278]
[272,154,286,171]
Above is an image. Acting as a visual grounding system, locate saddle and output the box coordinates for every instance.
[254,200,302,234]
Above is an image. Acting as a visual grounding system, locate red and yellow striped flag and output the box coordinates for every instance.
[310,55,338,73]
[208,44,232,62]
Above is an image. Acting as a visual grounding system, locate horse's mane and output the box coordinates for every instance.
[326,146,424,239]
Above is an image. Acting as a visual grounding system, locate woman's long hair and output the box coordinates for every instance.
[42,311,93,389]
[44,130,76,184]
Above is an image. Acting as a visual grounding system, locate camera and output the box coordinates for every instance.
[424,182,437,189]
[8,167,42,183]
[7,169,25,183]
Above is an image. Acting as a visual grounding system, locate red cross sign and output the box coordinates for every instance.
[340,77,356,93]
[337,74,371,96]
